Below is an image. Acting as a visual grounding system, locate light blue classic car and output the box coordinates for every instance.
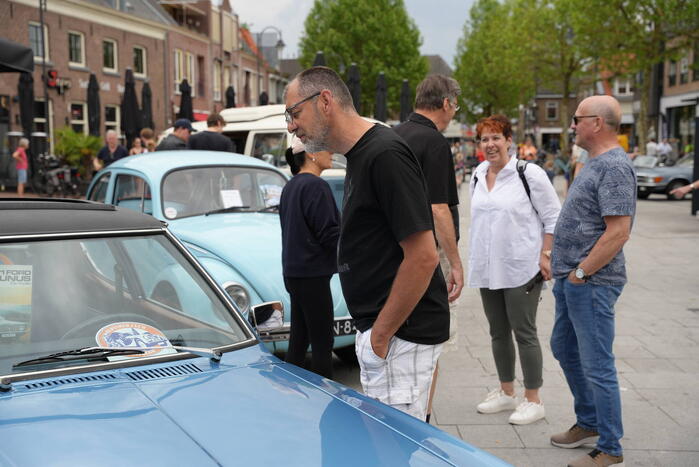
[0,198,509,466]
[86,151,356,359]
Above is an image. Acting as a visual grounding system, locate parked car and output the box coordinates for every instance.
[0,198,509,466]
[635,154,694,200]
[85,151,356,360]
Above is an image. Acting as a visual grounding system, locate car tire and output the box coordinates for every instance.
[334,346,358,366]
[637,191,651,199]
[666,180,687,200]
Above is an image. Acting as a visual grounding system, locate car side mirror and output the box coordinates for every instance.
[248,301,284,333]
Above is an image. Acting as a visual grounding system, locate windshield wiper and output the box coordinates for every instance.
[257,204,280,212]
[204,206,250,216]
[13,345,222,369]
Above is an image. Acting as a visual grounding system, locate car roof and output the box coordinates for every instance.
[0,199,164,238]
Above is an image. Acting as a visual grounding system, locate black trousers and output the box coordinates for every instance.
[283,275,334,379]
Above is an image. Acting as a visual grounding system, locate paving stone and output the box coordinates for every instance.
[622,371,699,389]
[457,424,524,448]
[624,358,683,373]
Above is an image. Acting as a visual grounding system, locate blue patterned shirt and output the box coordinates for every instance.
[552,147,636,285]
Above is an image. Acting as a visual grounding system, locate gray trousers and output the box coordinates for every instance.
[479,274,543,389]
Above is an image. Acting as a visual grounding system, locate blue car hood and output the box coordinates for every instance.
[0,348,502,466]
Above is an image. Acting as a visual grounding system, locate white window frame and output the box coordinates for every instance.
[679,54,689,84]
[668,60,677,86]
[133,45,147,78]
[70,102,88,135]
[213,60,222,102]
[545,102,558,121]
[67,31,85,67]
[174,49,183,94]
[29,22,49,61]
[104,104,121,138]
[186,52,196,97]
[33,98,54,153]
[103,38,118,73]
[614,77,633,96]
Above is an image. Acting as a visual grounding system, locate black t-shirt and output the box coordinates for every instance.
[187,130,236,152]
[279,173,340,278]
[97,145,128,166]
[394,112,460,240]
[338,124,449,345]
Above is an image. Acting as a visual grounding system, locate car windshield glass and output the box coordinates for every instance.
[634,155,657,168]
[162,166,286,219]
[0,235,249,376]
[677,156,693,167]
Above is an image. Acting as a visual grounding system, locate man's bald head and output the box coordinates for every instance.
[580,95,621,132]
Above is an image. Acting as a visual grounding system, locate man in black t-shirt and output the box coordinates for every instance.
[187,113,236,152]
[95,129,128,169]
[284,67,448,420]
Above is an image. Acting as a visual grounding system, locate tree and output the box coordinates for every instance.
[299,0,427,117]
[54,127,102,177]
[454,0,537,124]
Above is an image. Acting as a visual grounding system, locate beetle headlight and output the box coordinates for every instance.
[223,282,250,314]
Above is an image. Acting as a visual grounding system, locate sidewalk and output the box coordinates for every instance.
[430,176,699,466]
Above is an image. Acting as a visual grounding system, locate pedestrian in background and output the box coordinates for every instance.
[140,128,156,153]
[394,74,463,423]
[94,129,127,170]
[129,137,145,155]
[12,138,29,198]
[284,67,448,420]
[278,137,339,379]
[156,119,192,151]
[468,114,561,425]
[187,113,235,152]
[550,95,635,467]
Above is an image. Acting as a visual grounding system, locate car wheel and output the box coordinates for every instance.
[334,346,358,366]
[666,180,687,200]
[637,191,651,199]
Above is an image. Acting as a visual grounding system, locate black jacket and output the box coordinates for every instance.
[156,134,187,151]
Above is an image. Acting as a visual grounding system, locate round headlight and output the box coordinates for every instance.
[224,282,250,313]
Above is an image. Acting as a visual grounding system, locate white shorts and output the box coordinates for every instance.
[355,327,442,420]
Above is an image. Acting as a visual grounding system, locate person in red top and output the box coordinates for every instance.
[12,138,29,197]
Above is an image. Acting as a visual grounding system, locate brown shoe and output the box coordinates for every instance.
[551,424,599,448]
[567,449,624,466]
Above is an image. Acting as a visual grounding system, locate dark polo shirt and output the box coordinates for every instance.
[338,124,449,345]
[187,130,236,152]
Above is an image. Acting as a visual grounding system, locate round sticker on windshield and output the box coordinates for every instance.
[95,322,174,358]
[165,207,178,218]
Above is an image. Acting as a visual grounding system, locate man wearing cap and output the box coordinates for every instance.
[156,119,192,151]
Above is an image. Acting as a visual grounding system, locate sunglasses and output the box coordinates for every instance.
[285,92,321,124]
[572,115,599,125]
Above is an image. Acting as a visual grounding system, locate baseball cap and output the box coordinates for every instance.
[174,119,193,131]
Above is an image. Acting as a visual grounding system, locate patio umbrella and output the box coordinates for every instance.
[346,63,361,114]
[312,51,326,67]
[177,79,194,121]
[374,72,387,123]
[87,73,101,136]
[399,79,411,122]
[141,81,154,130]
[225,85,236,108]
[17,72,34,139]
[120,68,141,148]
[0,38,34,73]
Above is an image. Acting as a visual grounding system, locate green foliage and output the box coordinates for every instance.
[54,127,102,175]
[299,0,428,117]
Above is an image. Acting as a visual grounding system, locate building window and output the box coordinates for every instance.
[213,61,222,101]
[105,105,120,137]
[29,22,49,60]
[668,60,677,86]
[694,42,699,81]
[174,49,183,94]
[33,100,49,133]
[679,54,689,85]
[614,77,634,96]
[70,102,87,134]
[546,102,558,121]
[103,39,118,73]
[133,46,146,77]
[68,32,85,67]
[185,52,196,97]
[197,55,205,97]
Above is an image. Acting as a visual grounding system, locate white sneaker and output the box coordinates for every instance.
[508,400,545,425]
[476,389,518,414]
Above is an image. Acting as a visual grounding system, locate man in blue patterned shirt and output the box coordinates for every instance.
[549,95,635,467]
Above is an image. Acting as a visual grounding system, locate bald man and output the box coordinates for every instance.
[548,96,635,467]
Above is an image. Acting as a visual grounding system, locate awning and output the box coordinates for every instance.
[0,38,34,73]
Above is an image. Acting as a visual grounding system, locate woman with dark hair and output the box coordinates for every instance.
[278,138,339,378]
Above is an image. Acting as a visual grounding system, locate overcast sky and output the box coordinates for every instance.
[232,0,475,69]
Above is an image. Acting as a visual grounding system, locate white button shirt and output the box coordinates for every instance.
[468,156,561,290]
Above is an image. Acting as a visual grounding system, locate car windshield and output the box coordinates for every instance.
[634,155,657,168]
[0,234,249,376]
[162,166,287,219]
[677,156,694,168]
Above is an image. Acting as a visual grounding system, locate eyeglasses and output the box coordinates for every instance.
[572,115,598,125]
[448,98,460,112]
[285,92,321,124]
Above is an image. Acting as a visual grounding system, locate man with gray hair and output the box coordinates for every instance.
[549,95,635,467]
[284,67,449,420]
[95,129,127,169]
[394,75,463,423]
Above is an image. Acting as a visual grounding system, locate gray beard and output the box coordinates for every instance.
[304,137,328,154]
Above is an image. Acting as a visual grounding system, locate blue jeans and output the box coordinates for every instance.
[551,279,624,456]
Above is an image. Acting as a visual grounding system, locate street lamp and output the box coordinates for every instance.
[255,26,284,105]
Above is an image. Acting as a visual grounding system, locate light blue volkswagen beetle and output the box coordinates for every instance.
[86,151,356,359]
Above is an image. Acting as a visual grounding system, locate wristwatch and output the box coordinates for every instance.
[574,267,591,281]
[542,250,552,259]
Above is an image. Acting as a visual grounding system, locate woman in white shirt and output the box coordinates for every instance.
[468,115,561,425]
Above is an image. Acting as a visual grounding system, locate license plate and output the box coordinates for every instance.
[333,318,356,336]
